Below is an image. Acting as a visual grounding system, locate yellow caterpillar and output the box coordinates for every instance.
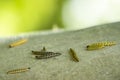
[69,48,79,62]
[87,41,116,50]
[9,39,27,48]
[7,67,30,74]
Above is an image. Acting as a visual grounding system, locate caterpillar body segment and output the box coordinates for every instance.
[32,51,41,55]
[102,42,116,46]
[41,47,46,52]
[32,47,46,55]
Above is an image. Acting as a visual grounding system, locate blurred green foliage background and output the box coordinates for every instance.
[0,0,64,37]
[0,0,120,37]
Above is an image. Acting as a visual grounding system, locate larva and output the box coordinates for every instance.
[7,67,30,74]
[87,41,116,50]
[35,52,61,59]
[87,43,105,50]
[32,47,46,55]
[9,39,27,48]
[69,48,79,62]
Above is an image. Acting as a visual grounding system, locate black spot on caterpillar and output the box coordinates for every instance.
[7,67,30,74]
[69,48,79,62]
[35,52,61,59]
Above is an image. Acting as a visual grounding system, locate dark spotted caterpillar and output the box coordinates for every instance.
[35,52,61,59]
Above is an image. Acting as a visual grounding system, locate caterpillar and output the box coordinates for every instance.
[69,48,79,62]
[35,52,61,59]
[9,39,27,48]
[87,41,116,50]
[32,47,46,55]
[7,67,30,74]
